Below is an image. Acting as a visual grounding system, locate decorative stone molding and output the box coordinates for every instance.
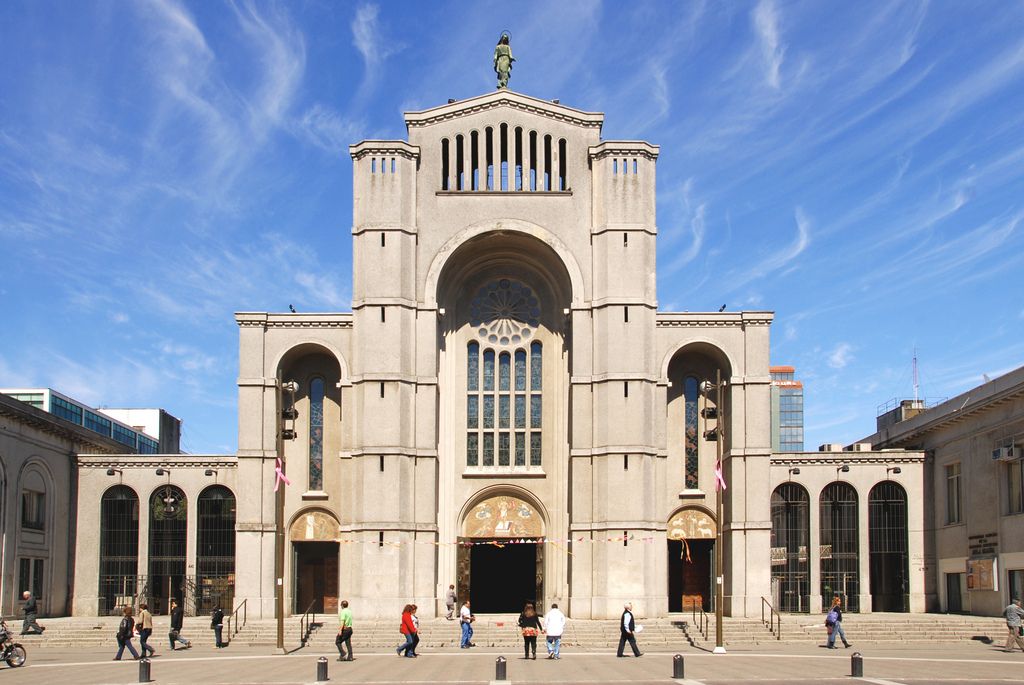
[77,455,238,469]
[234,312,354,329]
[589,141,660,161]
[404,91,604,129]
[349,140,420,161]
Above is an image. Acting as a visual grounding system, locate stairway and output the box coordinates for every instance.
[13,612,1005,650]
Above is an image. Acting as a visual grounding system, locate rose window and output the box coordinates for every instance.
[469,279,541,345]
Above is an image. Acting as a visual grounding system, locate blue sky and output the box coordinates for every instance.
[1,1,1022,453]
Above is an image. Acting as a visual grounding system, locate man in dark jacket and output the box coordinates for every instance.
[168,600,191,650]
[211,605,226,648]
[21,591,44,635]
[616,602,642,657]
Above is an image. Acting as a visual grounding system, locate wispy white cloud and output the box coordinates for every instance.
[293,104,364,155]
[752,0,786,89]
[828,343,854,369]
[722,206,810,292]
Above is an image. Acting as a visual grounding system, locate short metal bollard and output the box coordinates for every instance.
[316,655,329,682]
[851,652,863,677]
[495,655,507,681]
[138,657,151,683]
[673,653,685,679]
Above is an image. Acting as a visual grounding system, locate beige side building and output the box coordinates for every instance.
[864,366,1024,616]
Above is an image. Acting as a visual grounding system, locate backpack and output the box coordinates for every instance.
[825,608,839,627]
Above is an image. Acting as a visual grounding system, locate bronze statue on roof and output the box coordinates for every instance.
[493,32,515,89]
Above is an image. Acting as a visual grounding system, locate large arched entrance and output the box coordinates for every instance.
[458,493,545,613]
[820,482,860,611]
[148,485,186,614]
[290,509,340,614]
[99,485,139,615]
[770,483,810,612]
[667,508,716,612]
[196,485,236,615]
[869,481,908,612]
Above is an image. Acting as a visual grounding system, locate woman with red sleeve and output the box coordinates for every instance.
[396,605,418,658]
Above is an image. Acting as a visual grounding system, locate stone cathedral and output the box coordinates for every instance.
[232,89,775,620]
[68,86,928,622]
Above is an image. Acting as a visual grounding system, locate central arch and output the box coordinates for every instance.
[667,506,717,612]
[457,488,547,614]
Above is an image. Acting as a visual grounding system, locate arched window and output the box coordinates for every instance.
[197,486,236,614]
[466,279,543,468]
[683,376,699,489]
[99,485,139,615]
[149,486,187,614]
[869,481,908,612]
[441,138,450,190]
[309,377,325,491]
[771,483,810,612]
[820,482,859,612]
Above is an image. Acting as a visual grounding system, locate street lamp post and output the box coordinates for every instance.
[276,381,298,652]
[701,370,727,654]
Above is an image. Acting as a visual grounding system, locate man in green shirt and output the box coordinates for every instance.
[336,600,354,661]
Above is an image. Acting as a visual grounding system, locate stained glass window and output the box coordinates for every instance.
[515,350,526,390]
[309,378,324,491]
[465,300,543,468]
[684,376,699,489]
[499,352,510,391]
[468,343,479,391]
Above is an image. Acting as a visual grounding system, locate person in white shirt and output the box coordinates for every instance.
[459,600,475,648]
[543,603,566,659]
[617,602,642,657]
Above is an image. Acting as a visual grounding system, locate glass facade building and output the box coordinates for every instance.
[0,388,164,454]
[770,366,804,452]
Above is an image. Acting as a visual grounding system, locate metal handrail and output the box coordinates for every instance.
[298,600,317,646]
[761,596,781,640]
[228,599,248,637]
[689,598,708,640]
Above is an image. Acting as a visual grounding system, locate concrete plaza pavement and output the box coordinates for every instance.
[2,641,1022,684]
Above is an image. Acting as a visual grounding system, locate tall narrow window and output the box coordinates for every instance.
[441,138,450,190]
[309,378,324,491]
[196,486,236,614]
[558,138,567,190]
[470,130,479,190]
[684,376,699,489]
[514,127,523,191]
[455,134,465,190]
[945,462,961,524]
[820,482,860,612]
[529,131,537,190]
[543,135,552,191]
[485,127,494,190]
[1009,459,1024,514]
[500,123,509,191]
[99,485,139,616]
[771,483,811,612]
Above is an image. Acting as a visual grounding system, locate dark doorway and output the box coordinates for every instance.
[294,542,339,614]
[771,483,810,613]
[469,542,537,613]
[668,539,713,612]
[869,481,908,612]
[820,482,860,612]
[149,486,187,615]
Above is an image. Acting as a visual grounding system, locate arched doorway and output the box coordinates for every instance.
[290,509,340,614]
[869,481,908,612]
[148,485,186,614]
[770,483,809,612]
[667,508,716,612]
[458,493,545,613]
[99,485,139,615]
[820,482,859,611]
[196,486,236,615]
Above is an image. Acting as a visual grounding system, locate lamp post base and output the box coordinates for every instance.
[713,645,727,654]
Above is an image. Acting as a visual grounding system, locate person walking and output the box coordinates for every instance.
[543,603,565,659]
[396,604,417,657]
[517,602,541,659]
[113,606,141,661]
[336,599,354,661]
[211,604,225,648]
[825,596,851,649]
[459,600,475,648]
[616,602,642,657]
[445,584,457,620]
[137,603,156,657]
[1003,597,1024,652]
[20,591,44,635]
[168,599,191,650]
[410,604,421,656]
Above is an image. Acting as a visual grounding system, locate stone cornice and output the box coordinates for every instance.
[235,312,354,329]
[77,454,238,468]
[404,90,604,130]
[655,311,774,327]
[589,141,660,160]
[349,140,419,160]
[769,451,925,466]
